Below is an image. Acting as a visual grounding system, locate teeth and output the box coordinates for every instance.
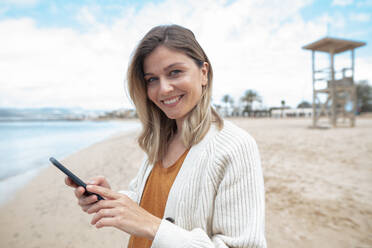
[163,96,180,105]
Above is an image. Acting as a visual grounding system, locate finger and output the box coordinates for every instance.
[74,186,85,198]
[86,185,121,200]
[79,194,98,207]
[91,208,120,225]
[95,217,119,229]
[82,204,95,212]
[86,199,118,214]
[87,176,111,189]
[65,177,78,188]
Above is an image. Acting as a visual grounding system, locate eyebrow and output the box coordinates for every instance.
[144,62,186,77]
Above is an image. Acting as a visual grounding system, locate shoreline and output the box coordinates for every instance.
[0,166,43,206]
[1,118,371,247]
[0,129,143,247]
[0,120,141,206]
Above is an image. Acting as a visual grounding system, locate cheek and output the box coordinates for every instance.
[147,87,156,103]
[182,74,203,95]
[191,79,204,98]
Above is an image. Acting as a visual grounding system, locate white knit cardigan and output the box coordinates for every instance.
[120,120,266,247]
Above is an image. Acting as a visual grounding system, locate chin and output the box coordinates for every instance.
[163,111,186,120]
[165,114,180,120]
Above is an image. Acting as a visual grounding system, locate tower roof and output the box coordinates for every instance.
[302,37,366,54]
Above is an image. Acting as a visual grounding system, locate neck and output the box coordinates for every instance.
[175,118,184,134]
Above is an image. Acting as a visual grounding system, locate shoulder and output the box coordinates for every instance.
[192,119,260,166]
[202,120,262,190]
[213,120,258,154]
[198,120,261,172]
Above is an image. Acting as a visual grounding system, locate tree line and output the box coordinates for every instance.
[356,80,372,113]
[218,89,269,117]
[217,80,372,117]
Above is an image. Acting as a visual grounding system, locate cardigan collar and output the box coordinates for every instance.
[162,122,221,221]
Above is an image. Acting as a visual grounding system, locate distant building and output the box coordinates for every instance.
[271,108,312,118]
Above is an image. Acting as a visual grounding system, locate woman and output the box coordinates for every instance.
[66,24,266,247]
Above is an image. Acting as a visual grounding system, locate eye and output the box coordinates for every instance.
[169,69,182,77]
[145,77,158,85]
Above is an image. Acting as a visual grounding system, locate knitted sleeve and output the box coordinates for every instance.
[152,130,266,247]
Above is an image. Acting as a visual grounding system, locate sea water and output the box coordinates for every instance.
[0,120,140,205]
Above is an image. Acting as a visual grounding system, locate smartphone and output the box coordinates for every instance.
[49,157,104,201]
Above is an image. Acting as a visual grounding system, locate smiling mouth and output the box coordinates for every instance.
[161,95,184,105]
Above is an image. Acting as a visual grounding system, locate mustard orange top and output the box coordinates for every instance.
[127,149,189,248]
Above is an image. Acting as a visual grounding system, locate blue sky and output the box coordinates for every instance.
[0,0,371,109]
[0,0,164,29]
[300,0,371,56]
[2,0,370,45]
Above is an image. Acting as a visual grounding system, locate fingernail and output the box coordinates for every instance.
[88,180,95,184]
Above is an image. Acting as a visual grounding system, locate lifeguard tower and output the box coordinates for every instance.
[303,37,366,127]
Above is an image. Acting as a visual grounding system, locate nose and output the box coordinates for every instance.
[159,78,174,95]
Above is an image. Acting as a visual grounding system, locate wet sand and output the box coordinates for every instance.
[0,118,371,247]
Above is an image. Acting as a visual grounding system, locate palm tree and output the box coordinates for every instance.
[222,94,233,117]
[241,90,260,116]
[281,100,286,117]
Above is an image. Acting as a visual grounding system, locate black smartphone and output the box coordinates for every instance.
[49,157,104,201]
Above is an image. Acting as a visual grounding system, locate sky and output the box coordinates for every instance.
[0,0,371,110]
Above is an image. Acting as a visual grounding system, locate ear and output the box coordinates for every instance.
[201,62,209,86]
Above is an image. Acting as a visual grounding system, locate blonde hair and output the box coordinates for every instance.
[127,24,223,164]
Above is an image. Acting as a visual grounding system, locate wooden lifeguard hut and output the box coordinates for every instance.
[303,37,366,127]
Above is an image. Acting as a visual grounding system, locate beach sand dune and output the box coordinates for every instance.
[1,118,371,247]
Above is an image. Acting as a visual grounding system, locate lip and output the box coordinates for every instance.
[161,95,184,107]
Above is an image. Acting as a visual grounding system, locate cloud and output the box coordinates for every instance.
[349,12,371,22]
[0,6,9,15]
[75,5,103,28]
[332,0,354,6]
[0,0,370,110]
[357,0,372,7]
[317,12,348,33]
[0,17,128,109]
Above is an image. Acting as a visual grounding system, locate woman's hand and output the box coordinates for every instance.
[64,175,111,212]
[85,185,161,240]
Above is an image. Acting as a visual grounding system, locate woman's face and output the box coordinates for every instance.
[143,46,208,122]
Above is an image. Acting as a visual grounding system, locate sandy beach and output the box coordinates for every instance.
[1,118,371,248]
